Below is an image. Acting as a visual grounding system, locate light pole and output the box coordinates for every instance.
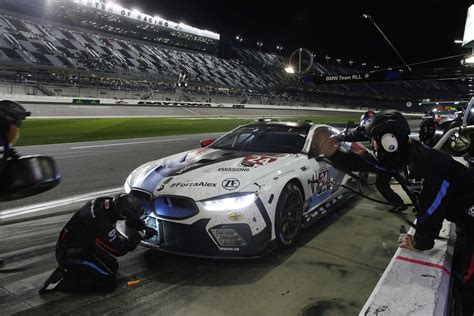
[363,14,412,71]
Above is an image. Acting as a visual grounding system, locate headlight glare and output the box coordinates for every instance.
[201,193,257,211]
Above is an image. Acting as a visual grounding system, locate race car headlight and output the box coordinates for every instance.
[124,175,132,193]
[201,193,257,212]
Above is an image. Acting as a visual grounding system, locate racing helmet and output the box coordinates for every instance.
[112,193,144,220]
[359,110,375,127]
[0,100,31,127]
[364,110,411,169]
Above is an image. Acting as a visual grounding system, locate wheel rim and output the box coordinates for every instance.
[280,191,302,240]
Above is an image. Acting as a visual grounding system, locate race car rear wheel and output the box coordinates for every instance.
[275,182,303,246]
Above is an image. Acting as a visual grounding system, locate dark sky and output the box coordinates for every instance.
[120,0,472,70]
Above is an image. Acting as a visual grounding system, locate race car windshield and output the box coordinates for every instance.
[210,126,308,153]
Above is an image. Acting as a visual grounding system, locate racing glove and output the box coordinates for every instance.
[139,227,158,240]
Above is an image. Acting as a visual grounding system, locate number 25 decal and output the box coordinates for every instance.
[242,155,277,167]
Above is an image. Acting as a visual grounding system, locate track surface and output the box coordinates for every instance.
[1,133,222,210]
[24,103,353,118]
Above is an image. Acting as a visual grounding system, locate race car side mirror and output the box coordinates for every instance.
[200,138,215,148]
[0,156,61,201]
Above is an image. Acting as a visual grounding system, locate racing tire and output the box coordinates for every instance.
[275,182,304,246]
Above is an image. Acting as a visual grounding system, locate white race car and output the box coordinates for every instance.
[118,121,364,258]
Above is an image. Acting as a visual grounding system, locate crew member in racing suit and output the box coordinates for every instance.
[337,110,406,213]
[39,194,157,293]
[0,100,31,267]
[312,110,474,315]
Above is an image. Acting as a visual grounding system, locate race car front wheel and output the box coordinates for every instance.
[275,182,303,246]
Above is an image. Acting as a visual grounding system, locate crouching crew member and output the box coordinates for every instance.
[40,194,157,293]
[312,110,474,315]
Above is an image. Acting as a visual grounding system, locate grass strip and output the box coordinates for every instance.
[17,115,360,146]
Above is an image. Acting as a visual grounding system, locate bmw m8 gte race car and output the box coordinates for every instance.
[117,121,365,258]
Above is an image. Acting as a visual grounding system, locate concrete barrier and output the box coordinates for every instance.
[0,94,422,117]
[360,220,455,316]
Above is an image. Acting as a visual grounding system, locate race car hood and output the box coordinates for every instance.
[128,147,297,201]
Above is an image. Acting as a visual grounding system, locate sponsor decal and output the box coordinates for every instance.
[163,177,173,185]
[157,185,165,192]
[239,155,277,168]
[301,166,311,172]
[228,212,244,222]
[218,167,250,172]
[309,168,329,195]
[222,178,240,190]
[170,182,217,188]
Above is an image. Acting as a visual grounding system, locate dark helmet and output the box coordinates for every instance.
[359,110,375,127]
[0,100,31,127]
[112,194,144,220]
[364,110,411,169]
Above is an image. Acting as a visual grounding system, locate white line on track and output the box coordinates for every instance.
[182,107,202,116]
[70,138,187,150]
[69,106,113,109]
[1,187,123,220]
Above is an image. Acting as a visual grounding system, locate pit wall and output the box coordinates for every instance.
[360,220,456,316]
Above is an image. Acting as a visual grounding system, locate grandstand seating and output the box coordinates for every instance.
[0,9,466,103]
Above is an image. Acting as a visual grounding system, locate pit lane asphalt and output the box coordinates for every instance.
[0,190,411,315]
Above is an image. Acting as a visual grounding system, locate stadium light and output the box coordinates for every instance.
[285,66,295,74]
[454,39,463,44]
[131,9,142,15]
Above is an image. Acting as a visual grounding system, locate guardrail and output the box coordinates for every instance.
[360,220,455,316]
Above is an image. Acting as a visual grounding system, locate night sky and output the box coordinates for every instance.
[120,0,472,70]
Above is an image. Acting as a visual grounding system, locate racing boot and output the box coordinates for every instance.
[39,266,66,294]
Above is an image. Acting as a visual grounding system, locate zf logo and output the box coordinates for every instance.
[222,178,240,190]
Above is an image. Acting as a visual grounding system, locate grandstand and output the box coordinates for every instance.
[0,0,467,109]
